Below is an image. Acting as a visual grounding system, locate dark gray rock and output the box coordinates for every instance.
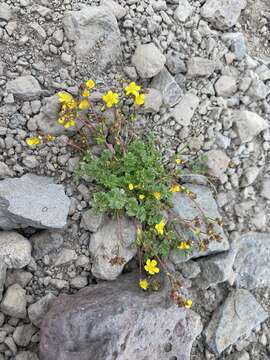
[0,174,70,230]
[40,272,202,360]
[170,184,229,265]
[81,209,104,232]
[30,231,64,260]
[204,289,268,354]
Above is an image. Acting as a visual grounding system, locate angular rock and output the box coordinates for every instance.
[172,92,200,127]
[247,79,269,100]
[53,248,77,266]
[175,0,193,22]
[166,51,187,75]
[30,231,64,260]
[28,293,57,328]
[215,75,237,98]
[232,233,270,289]
[5,270,33,288]
[143,88,163,113]
[0,4,13,21]
[132,43,166,79]
[36,95,65,136]
[151,67,182,107]
[13,324,38,347]
[81,209,104,232]
[170,184,229,265]
[187,57,216,78]
[0,162,14,179]
[240,166,260,187]
[201,0,247,30]
[63,6,121,69]
[222,32,247,60]
[206,150,230,178]
[100,0,127,19]
[0,231,32,269]
[1,284,27,319]
[6,76,42,100]
[40,272,202,360]
[232,110,269,143]
[89,217,137,280]
[204,289,268,354]
[0,174,70,230]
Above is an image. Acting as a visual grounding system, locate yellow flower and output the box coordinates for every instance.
[66,99,77,109]
[85,79,95,89]
[178,242,191,250]
[128,183,134,190]
[175,158,183,165]
[45,134,56,142]
[170,184,181,193]
[58,91,74,104]
[139,279,149,290]
[153,191,161,200]
[125,82,141,96]
[64,119,76,129]
[184,299,193,309]
[79,99,90,110]
[26,137,41,146]
[135,93,145,106]
[139,194,145,200]
[144,259,159,275]
[58,116,65,125]
[155,219,166,236]
[82,89,90,97]
[102,90,119,108]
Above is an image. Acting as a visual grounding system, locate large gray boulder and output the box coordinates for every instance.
[0,174,70,230]
[89,217,137,280]
[204,289,268,354]
[40,272,202,360]
[63,6,121,69]
[231,233,270,289]
[170,184,229,265]
[6,76,42,100]
[201,0,247,30]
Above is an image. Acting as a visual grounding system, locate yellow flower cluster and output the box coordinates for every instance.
[26,134,55,147]
[178,241,191,250]
[125,82,145,106]
[155,219,166,236]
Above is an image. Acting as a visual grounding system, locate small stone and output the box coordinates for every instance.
[187,57,216,78]
[30,231,63,260]
[0,232,32,269]
[53,249,77,266]
[52,29,64,46]
[5,270,33,288]
[151,67,182,107]
[143,88,163,113]
[28,293,56,328]
[81,209,104,232]
[215,76,237,98]
[166,51,187,75]
[201,0,247,30]
[204,289,268,354]
[13,324,37,347]
[6,76,41,101]
[61,53,72,65]
[222,32,247,60]
[175,0,193,22]
[206,150,230,178]
[132,43,166,79]
[70,276,88,289]
[261,179,270,200]
[240,167,260,187]
[247,80,269,100]
[22,155,39,169]
[233,110,269,143]
[0,162,14,179]
[29,22,47,40]
[1,284,27,319]
[172,92,200,127]
[49,278,69,290]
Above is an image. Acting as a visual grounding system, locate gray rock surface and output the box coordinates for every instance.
[172,92,200,127]
[28,293,57,328]
[89,217,137,280]
[0,162,14,179]
[143,88,163,113]
[30,231,64,260]
[151,67,182,106]
[201,0,247,30]
[231,233,270,289]
[233,110,269,143]
[0,174,70,230]
[40,272,202,360]
[204,289,268,354]
[0,231,32,269]
[132,43,166,78]
[175,0,193,22]
[215,75,237,97]
[206,150,230,178]
[100,0,126,19]
[0,3,13,21]
[63,6,121,69]
[1,284,27,319]
[6,76,42,100]
[187,57,216,78]
[81,209,104,232]
[170,184,229,264]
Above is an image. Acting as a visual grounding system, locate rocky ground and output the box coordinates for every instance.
[0,0,269,359]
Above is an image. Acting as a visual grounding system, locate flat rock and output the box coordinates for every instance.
[170,184,229,265]
[187,57,216,78]
[89,217,137,280]
[6,76,41,100]
[30,231,64,260]
[231,233,270,289]
[1,284,27,319]
[0,231,32,269]
[171,92,200,127]
[201,0,247,30]
[143,88,163,113]
[151,67,182,107]
[232,110,269,143]
[132,43,166,79]
[63,6,121,69]
[0,174,70,230]
[204,289,268,354]
[40,272,202,360]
